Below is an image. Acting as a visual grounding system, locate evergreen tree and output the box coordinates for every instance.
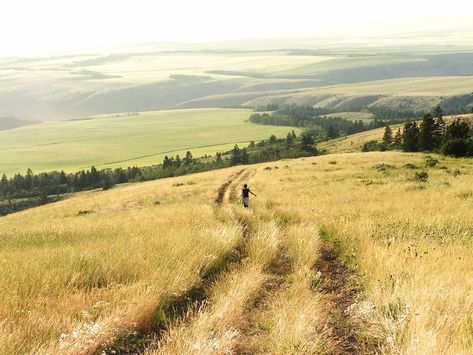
[59,170,67,185]
[25,168,34,191]
[175,154,182,168]
[402,121,420,152]
[445,119,470,140]
[78,171,88,188]
[215,152,223,165]
[419,114,436,151]
[393,128,402,148]
[269,134,277,144]
[433,105,444,119]
[286,132,294,147]
[0,174,8,195]
[326,126,339,139]
[230,145,241,165]
[183,151,193,166]
[90,166,100,185]
[300,132,316,153]
[433,117,445,149]
[382,125,393,147]
[240,148,249,164]
[162,156,172,169]
[291,130,297,139]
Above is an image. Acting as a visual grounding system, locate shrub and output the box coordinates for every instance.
[441,138,471,157]
[362,140,381,152]
[425,156,439,168]
[414,171,429,182]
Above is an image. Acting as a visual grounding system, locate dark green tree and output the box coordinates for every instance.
[162,156,172,169]
[230,145,241,165]
[183,151,193,166]
[90,166,100,185]
[175,154,182,168]
[402,121,420,152]
[241,148,249,164]
[0,174,8,195]
[326,125,339,139]
[269,134,277,144]
[215,152,223,165]
[286,132,294,147]
[300,132,316,153]
[382,125,393,147]
[440,119,472,157]
[25,168,34,191]
[393,128,402,148]
[59,170,67,185]
[445,119,470,140]
[419,114,436,151]
[433,105,444,119]
[433,116,446,149]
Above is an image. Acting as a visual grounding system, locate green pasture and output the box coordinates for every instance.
[0,108,300,176]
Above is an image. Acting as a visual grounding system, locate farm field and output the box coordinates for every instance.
[297,76,473,96]
[1,150,472,354]
[0,108,300,176]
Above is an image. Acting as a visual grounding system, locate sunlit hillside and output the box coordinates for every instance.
[1,151,472,354]
[319,113,473,154]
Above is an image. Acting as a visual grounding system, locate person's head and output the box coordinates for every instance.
[244,184,248,188]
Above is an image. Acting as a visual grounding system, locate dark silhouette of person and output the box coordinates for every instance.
[241,184,256,208]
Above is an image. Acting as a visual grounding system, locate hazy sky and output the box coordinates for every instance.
[2,0,473,55]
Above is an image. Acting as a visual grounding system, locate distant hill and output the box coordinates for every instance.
[0,117,37,131]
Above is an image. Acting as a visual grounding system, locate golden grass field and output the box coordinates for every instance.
[1,149,473,354]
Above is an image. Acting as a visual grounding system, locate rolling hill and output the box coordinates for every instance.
[1,150,472,354]
[2,44,473,121]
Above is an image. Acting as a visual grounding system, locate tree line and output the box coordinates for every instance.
[0,130,318,213]
[249,104,410,140]
[364,106,473,157]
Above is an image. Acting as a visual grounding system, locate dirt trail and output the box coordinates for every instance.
[100,169,365,355]
[233,246,292,354]
[316,242,365,354]
[214,169,245,205]
[98,170,250,354]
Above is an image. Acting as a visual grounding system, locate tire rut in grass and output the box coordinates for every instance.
[97,171,250,354]
[233,246,292,355]
[214,169,245,205]
[315,242,365,354]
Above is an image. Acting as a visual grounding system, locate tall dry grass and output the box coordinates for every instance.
[248,223,333,354]
[149,220,280,354]
[2,150,473,354]
[252,152,473,354]
[0,170,242,354]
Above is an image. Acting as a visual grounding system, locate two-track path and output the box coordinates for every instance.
[100,169,365,354]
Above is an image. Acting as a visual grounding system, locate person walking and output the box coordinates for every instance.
[241,184,256,208]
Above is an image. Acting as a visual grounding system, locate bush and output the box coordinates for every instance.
[414,171,429,182]
[441,138,471,157]
[425,156,439,167]
[362,140,381,152]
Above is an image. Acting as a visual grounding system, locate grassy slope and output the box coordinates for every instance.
[0,108,300,176]
[1,152,473,354]
[296,76,473,96]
